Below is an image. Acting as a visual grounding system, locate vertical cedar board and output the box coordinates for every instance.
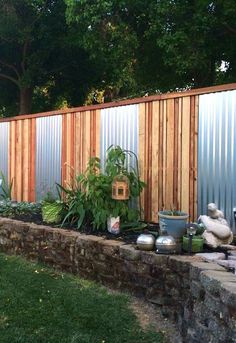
[194,96,199,220]
[9,121,16,199]
[158,101,164,210]
[177,98,183,211]
[162,100,167,209]
[173,98,179,208]
[138,103,146,218]
[181,97,191,214]
[151,101,160,222]
[95,109,101,158]
[189,96,196,221]
[165,99,175,209]
[16,121,23,201]
[22,120,29,201]
[75,112,81,175]
[29,118,36,202]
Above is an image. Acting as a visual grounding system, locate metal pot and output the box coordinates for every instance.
[155,230,176,254]
[136,233,155,251]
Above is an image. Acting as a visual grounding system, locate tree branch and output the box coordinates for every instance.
[223,23,236,35]
[0,59,20,79]
[21,39,29,73]
[0,73,20,87]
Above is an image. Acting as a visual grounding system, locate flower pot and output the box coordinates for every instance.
[158,211,189,239]
[107,216,120,234]
[182,236,204,253]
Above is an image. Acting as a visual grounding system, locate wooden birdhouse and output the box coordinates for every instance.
[112,175,130,200]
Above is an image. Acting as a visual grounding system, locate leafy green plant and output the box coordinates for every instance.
[0,201,41,218]
[56,181,86,229]
[58,146,145,231]
[41,190,65,224]
[0,171,13,201]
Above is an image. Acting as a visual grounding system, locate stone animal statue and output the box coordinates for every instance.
[199,203,233,248]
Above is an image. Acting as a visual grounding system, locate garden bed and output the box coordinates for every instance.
[1,211,150,244]
[0,217,236,343]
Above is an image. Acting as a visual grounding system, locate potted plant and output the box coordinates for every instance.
[158,209,189,239]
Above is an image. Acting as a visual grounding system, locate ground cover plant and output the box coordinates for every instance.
[0,253,163,343]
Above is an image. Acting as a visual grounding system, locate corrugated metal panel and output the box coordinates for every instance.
[36,116,62,200]
[100,105,139,169]
[0,122,9,178]
[198,90,236,231]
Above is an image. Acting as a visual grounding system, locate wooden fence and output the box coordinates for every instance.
[1,83,236,223]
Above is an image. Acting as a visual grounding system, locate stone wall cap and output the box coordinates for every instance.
[75,234,104,242]
[190,261,226,272]
[200,269,236,287]
[221,281,236,293]
[169,255,201,263]
[98,239,125,247]
[120,244,141,261]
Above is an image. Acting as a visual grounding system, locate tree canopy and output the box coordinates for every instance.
[0,0,235,116]
[0,0,98,116]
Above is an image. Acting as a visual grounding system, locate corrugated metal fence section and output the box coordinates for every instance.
[36,116,62,200]
[198,90,236,231]
[0,122,9,178]
[100,105,139,169]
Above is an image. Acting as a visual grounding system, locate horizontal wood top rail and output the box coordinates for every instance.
[1,83,236,123]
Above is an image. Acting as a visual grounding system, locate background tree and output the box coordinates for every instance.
[0,0,235,116]
[66,0,236,95]
[0,0,97,116]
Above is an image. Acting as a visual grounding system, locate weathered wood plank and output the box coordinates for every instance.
[166,99,175,209]
[22,120,30,201]
[151,101,160,222]
[138,103,146,218]
[29,118,36,202]
[181,97,191,214]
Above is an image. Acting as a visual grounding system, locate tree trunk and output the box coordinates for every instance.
[19,87,33,115]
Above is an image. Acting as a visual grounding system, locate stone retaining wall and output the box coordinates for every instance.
[0,218,236,343]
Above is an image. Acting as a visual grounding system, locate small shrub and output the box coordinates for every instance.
[0,201,41,218]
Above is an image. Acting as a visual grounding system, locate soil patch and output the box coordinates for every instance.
[5,213,157,244]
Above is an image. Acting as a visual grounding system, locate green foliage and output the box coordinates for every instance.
[41,202,64,224]
[65,0,236,94]
[0,201,41,218]
[161,210,187,217]
[0,253,164,343]
[0,0,96,115]
[0,171,13,200]
[56,181,86,230]
[2,0,235,115]
[58,146,145,230]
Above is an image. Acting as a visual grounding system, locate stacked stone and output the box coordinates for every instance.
[0,217,236,343]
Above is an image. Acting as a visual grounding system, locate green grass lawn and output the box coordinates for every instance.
[0,253,164,343]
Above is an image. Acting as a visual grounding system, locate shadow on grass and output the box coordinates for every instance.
[0,253,164,343]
